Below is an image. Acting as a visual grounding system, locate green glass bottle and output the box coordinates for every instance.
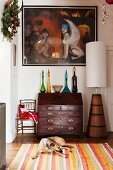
[40,70,46,93]
[62,70,70,93]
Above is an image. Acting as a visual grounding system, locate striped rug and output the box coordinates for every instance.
[8,143,113,170]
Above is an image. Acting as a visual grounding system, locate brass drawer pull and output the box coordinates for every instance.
[58,112,64,115]
[68,119,73,122]
[60,126,63,129]
[48,119,53,123]
[48,112,53,115]
[69,127,74,130]
[48,127,53,130]
[69,112,73,115]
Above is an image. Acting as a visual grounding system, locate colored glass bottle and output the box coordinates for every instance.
[46,69,51,93]
[62,70,70,93]
[72,66,78,93]
[40,70,46,93]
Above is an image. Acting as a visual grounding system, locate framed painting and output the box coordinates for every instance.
[22,6,97,66]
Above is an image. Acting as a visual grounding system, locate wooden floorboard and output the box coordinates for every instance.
[6,133,113,168]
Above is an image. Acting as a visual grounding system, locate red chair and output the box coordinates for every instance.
[16,99,38,135]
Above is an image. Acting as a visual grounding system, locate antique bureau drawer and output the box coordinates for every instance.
[38,124,83,135]
[38,117,82,125]
[38,111,82,117]
[38,105,83,117]
[38,105,82,111]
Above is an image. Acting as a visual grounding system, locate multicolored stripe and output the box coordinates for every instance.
[8,143,113,170]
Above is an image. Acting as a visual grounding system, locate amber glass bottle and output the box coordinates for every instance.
[72,66,78,93]
[46,69,51,93]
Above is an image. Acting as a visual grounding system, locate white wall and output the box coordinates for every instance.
[0,1,18,143]
[107,46,113,131]
[0,39,18,143]
[0,41,11,142]
[0,0,113,143]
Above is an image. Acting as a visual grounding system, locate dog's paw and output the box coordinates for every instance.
[69,148,73,152]
[31,153,39,159]
[62,154,69,158]
[31,155,37,159]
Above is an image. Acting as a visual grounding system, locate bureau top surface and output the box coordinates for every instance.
[38,93,83,105]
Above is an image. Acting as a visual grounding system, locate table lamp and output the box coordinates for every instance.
[86,41,107,138]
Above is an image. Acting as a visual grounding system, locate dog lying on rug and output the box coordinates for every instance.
[32,136,74,159]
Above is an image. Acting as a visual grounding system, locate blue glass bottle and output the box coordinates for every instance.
[62,70,70,93]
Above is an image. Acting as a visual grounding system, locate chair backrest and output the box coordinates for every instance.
[20,99,36,112]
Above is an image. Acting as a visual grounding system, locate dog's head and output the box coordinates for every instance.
[46,139,63,153]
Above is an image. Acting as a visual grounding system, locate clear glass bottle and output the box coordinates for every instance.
[72,66,78,93]
[40,70,46,93]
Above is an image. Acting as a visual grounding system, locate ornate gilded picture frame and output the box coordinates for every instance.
[22,6,97,66]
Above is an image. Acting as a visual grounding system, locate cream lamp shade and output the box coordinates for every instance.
[86,41,107,88]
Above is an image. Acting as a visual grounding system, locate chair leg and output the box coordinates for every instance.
[36,123,38,135]
[17,119,18,134]
[34,122,36,134]
[16,118,38,135]
[21,120,23,134]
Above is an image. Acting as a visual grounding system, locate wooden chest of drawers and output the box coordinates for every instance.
[37,93,83,137]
